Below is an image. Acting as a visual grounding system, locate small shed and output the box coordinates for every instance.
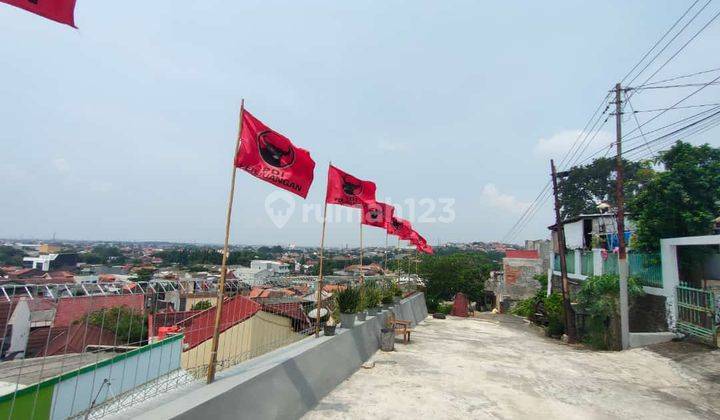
[450,292,469,317]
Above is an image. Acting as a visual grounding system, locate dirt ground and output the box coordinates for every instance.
[302,313,720,420]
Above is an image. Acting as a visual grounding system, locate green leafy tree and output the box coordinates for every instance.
[191,300,212,310]
[80,246,126,265]
[0,246,26,266]
[83,306,148,344]
[420,253,497,308]
[628,141,720,251]
[135,268,156,282]
[558,157,654,218]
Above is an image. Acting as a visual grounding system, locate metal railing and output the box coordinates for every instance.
[0,279,320,419]
[0,274,418,419]
[628,252,663,288]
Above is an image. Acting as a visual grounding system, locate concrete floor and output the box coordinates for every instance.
[302,314,720,420]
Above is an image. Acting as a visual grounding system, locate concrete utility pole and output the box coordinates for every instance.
[614,82,630,350]
[550,159,577,342]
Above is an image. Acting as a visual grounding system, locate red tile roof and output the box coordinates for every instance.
[505,250,540,259]
[27,324,117,357]
[176,295,260,350]
[54,294,144,327]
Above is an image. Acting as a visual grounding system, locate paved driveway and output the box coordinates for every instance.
[303,314,720,419]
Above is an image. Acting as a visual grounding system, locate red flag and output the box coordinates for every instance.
[361,201,394,229]
[412,233,433,254]
[325,165,376,207]
[1,0,77,27]
[235,110,315,199]
[387,216,413,240]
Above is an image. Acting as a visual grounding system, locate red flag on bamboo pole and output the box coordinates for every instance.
[325,164,376,207]
[361,201,394,229]
[1,0,77,27]
[235,110,315,198]
[411,232,433,254]
[387,216,413,240]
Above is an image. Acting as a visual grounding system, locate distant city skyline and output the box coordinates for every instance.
[2,2,719,246]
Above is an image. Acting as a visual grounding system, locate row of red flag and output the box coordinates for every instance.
[236,109,433,254]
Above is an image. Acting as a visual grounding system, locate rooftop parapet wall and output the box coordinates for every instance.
[121,292,429,420]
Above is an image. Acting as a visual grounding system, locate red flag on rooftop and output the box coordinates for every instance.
[387,216,413,240]
[1,0,77,27]
[361,201,394,229]
[412,232,433,254]
[235,110,315,198]
[325,164,376,207]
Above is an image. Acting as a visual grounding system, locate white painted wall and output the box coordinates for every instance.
[50,336,183,420]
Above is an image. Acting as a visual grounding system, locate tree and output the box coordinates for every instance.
[628,141,720,251]
[558,157,654,218]
[0,246,25,266]
[191,300,213,310]
[135,268,156,282]
[420,252,497,310]
[83,306,148,344]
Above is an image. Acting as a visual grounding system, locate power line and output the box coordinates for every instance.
[624,72,720,137]
[622,107,720,157]
[631,81,720,90]
[631,102,720,112]
[621,0,704,84]
[638,66,720,87]
[501,94,611,242]
[624,95,655,156]
[623,104,720,142]
[625,0,714,87]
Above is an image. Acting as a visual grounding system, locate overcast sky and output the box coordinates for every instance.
[2,1,720,247]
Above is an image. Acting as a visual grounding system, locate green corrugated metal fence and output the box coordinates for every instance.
[629,252,663,288]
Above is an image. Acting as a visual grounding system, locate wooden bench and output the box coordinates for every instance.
[392,319,413,343]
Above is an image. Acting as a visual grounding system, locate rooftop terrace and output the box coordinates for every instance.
[303,314,720,419]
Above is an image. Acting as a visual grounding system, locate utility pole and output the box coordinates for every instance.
[614,82,630,350]
[550,159,577,342]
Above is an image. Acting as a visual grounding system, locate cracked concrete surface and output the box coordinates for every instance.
[302,314,720,420]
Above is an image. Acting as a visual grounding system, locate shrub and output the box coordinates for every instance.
[381,285,395,304]
[364,284,382,308]
[390,281,403,297]
[544,293,565,337]
[336,286,360,314]
[437,302,453,315]
[191,300,212,311]
[576,274,644,349]
[511,297,535,317]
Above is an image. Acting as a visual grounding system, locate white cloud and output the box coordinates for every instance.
[378,141,408,152]
[481,183,529,215]
[534,129,613,159]
[52,158,70,174]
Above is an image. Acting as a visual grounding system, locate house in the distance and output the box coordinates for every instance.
[485,250,544,312]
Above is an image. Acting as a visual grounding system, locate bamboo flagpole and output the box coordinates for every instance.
[384,231,389,273]
[396,237,401,273]
[314,164,331,337]
[207,99,244,384]
[359,217,364,281]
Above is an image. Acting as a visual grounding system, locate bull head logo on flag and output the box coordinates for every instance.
[257,130,295,168]
[326,165,376,208]
[341,175,363,196]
